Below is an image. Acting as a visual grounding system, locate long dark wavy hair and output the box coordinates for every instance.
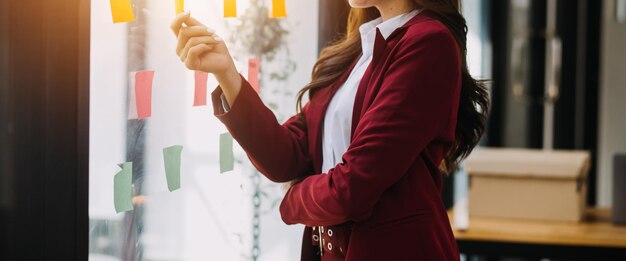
[296,0,489,173]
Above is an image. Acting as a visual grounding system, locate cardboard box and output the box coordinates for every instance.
[465,148,591,222]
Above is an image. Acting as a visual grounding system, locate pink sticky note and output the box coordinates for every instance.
[248,57,260,94]
[194,71,208,106]
[135,70,154,119]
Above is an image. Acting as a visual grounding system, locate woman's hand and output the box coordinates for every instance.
[170,12,241,105]
[282,177,305,195]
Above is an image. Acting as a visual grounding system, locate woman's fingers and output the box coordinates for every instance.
[171,15,231,74]
[176,26,215,56]
[184,44,213,70]
[180,36,222,61]
[179,15,217,37]
[183,16,205,27]
[170,11,191,37]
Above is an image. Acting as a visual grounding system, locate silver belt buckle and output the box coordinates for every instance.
[318,226,324,256]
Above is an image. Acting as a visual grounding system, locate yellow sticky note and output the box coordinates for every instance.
[224,0,237,17]
[110,0,135,23]
[271,0,287,18]
[175,0,185,14]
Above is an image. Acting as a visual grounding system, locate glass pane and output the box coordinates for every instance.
[89,1,319,260]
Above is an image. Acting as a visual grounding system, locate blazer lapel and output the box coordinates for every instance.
[350,13,433,141]
[350,29,386,141]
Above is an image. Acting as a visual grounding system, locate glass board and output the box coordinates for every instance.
[89,0,318,260]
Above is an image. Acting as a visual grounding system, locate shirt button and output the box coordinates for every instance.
[327,229,333,237]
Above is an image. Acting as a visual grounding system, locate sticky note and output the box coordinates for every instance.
[114,162,133,213]
[271,0,287,18]
[220,133,234,173]
[163,145,183,192]
[135,71,154,119]
[224,0,237,17]
[128,70,155,120]
[175,0,185,14]
[110,0,135,23]
[248,57,260,94]
[194,71,208,106]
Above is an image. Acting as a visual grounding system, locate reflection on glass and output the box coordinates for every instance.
[89,0,318,260]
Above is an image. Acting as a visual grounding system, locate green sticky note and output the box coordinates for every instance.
[220,133,234,173]
[163,145,183,191]
[114,162,133,213]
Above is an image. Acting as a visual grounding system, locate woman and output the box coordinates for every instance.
[171,0,488,260]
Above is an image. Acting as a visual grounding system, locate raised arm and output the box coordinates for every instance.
[211,78,314,182]
[171,13,313,182]
[170,12,241,107]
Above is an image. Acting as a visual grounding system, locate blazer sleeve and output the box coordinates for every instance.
[211,76,314,182]
[279,29,462,226]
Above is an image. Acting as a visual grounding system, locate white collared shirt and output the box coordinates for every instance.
[321,10,420,173]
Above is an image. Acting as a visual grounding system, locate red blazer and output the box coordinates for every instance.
[212,13,461,261]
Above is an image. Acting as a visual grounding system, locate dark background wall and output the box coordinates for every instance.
[0,0,90,260]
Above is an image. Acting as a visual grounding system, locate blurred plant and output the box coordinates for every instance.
[229,0,288,59]
[228,0,297,106]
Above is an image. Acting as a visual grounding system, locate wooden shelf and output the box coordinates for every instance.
[449,208,626,248]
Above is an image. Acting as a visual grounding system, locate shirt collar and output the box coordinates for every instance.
[359,9,421,40]
[359,9,420,57]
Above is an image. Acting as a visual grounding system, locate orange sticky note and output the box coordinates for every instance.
[248,57,260,94]
[128,70,154,119]
[175,0,185,14]
[271,0,287,18]
[224,0,237,17]
[110,0,135,23]
[194,71,208,106]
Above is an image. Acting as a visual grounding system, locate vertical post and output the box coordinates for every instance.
[617,0,626,23]
[542,0,560,150]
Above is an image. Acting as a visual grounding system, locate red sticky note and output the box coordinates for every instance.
[248,57,260,94]
[135,70,154,119]
[194,71,208,106]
